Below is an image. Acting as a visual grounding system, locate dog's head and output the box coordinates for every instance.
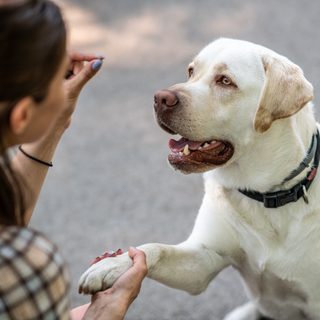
[153,38,313,174]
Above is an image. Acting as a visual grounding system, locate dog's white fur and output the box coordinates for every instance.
[79,39,320,320]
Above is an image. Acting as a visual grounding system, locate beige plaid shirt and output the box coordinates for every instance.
[0,226,71,320]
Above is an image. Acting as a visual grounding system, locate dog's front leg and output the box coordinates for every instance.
[78,241,230,296]
[138,241,230,295]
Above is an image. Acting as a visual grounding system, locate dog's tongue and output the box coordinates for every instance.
[169,138,203,153]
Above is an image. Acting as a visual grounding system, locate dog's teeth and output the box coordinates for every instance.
[198,146,202,150]
[203,143,210,148]
[184,144,190,155]
[179,152,183,156]
[210,140,217,144]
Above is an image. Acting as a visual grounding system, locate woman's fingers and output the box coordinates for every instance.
[65,59,103,99]
[68,61,84,78]
[68,50,104,62]
[65,50,105,98]
[89,249,124,267]
[65,50,101,79]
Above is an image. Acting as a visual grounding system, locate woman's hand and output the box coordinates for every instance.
[71,247,148,320]
[56,50,104,133]
[13,50,104,225]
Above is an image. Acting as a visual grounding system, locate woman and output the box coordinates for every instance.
[0,0,148,319]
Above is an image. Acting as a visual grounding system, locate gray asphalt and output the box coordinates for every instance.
[29,1,320,319]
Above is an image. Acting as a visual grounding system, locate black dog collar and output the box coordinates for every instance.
[239,130,320,209]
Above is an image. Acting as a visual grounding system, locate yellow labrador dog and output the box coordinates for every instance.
[79,39,320,320]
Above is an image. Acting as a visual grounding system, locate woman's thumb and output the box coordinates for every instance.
[129,247,147,268]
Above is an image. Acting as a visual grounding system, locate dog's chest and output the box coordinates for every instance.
[231,208,320,318]
[232,207,320,273]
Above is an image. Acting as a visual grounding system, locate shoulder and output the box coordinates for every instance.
[0,226,71,320]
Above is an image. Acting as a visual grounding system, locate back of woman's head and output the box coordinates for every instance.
[0,0,66,106]
[0,0,67,225]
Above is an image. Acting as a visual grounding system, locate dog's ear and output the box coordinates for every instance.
[254,55,313,133]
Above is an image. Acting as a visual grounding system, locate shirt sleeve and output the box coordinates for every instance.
[0,226,71,320]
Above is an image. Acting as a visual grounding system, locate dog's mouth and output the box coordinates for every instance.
[168,136,234,173]
[169,137,225,156]
[156,118,234,174]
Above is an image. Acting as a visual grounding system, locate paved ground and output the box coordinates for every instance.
[29,0,320,319]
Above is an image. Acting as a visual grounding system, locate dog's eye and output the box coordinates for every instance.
[221,77,231,85]
[188,68,194,77]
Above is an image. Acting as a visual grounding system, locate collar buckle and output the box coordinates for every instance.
[263,185,301,208]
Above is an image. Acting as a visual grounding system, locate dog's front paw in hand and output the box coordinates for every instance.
[78,252,133,294]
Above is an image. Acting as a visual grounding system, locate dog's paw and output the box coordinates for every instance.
[78,252,133,294]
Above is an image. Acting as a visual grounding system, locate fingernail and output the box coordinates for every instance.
[92,59,102,70]
[108,251,116,255]
[130,246,137,249]
[95,54,105,59]
[102,252,107,256]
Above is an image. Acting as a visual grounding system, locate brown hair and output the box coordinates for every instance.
[0,0,67,225]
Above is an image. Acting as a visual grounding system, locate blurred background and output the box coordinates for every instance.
[29,0,320,319]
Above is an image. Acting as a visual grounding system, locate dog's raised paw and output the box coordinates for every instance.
[78,252,133,295]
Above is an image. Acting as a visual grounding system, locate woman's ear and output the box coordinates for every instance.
[10,97,36,136]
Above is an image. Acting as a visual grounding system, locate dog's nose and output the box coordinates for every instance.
[154,90,179,110]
